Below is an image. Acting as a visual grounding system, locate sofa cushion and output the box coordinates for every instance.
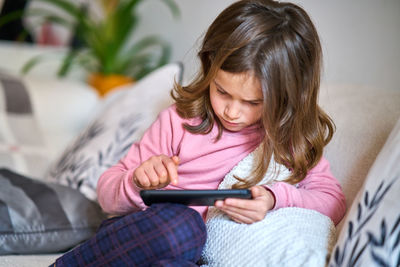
[0,168,106,255]
[45,63,182,201]
[319,84,400,231]
[0,72,48,178]
[0,71,99,178]
[328,118,400,266]
[24,76,99,158]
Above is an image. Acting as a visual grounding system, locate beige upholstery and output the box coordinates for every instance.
[319,84,400,232]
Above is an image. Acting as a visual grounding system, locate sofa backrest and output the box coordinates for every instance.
[319,83,400,231]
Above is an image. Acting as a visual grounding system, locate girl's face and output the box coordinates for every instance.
[210,69,263,132]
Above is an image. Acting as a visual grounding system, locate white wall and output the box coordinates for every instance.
[294,0,400,91]
[136,0,400,91]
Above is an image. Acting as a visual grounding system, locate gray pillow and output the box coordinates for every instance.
[0,168,106,255]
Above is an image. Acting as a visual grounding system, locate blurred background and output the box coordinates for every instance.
[135,0,400,90]
[0,0,399,91]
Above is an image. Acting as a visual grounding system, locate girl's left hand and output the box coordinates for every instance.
[215,186,275,224]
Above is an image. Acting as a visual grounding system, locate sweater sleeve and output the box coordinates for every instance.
[266,157,346,225]
[96,106,179,215]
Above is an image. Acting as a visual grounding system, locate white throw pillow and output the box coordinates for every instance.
[25,76,99,158]
[45,63,182,201]
[328,118,400,267]
[0,72,98,178]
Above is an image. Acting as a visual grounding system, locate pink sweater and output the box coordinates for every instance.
[97,105,346,225]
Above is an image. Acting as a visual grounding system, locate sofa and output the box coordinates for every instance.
[0,41,399,266]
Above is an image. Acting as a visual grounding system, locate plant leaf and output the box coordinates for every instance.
[119,36,171,78]
[57,49,80,77]
[34,0,95,44]
[21,55,47,74]
[123,36,165,60]
[161,0,181,19]
[21,0,180,78]
[34,0,82,18]
[0,10,24,28]
[26,9,74,28]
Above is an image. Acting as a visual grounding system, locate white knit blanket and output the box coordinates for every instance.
[200,147,337,267]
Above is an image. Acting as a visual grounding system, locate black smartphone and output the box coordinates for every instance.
[140,189,252,206]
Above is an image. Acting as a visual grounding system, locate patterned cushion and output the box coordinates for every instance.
[328,118,400,266]
[0,72,49,178]
[0,168,106,255]
[45,63,182,201]
[0,71,99,179]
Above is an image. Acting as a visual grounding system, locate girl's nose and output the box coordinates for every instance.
[224,101,241,120]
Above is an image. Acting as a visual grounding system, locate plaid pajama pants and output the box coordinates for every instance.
[53,203,207,267]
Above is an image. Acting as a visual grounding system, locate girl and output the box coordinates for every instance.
[54,0,346,265]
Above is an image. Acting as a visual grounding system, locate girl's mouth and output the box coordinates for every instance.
[222,118,240,127]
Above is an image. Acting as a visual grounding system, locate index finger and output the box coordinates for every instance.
[162,156,179,185]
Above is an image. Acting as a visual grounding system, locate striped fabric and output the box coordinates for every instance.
[0,72,49,178]
[0,168,106,255]
[54,203,207,267]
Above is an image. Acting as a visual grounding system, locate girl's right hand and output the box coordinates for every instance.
[133,155,179,189]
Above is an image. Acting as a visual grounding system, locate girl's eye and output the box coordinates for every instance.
[247,101,262,107]
[217,89,227,95]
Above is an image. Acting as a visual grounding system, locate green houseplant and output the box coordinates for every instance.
[23,0,180,96]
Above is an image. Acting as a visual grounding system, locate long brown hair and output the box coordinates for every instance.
[171,0,335,187]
